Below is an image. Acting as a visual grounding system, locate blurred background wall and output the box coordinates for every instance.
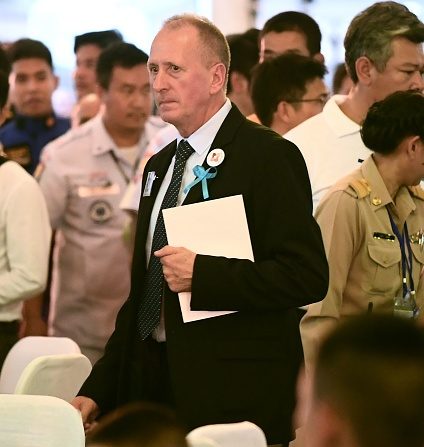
[0,0,423,115]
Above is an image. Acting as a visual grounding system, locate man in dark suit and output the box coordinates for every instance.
[73,14,328,446]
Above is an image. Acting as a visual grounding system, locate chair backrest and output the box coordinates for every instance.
[0,336,81,393]
[187,421,268,447]
[186,436,220,447]
[14,353,92,402]
[0,393,85,447]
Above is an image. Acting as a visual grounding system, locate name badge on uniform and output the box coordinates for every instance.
[373,232,395,241]
[143,171,157,197]
[78,183,120,198]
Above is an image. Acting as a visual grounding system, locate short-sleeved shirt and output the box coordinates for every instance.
[300,155,424,371]
[284,95,371,212]
[38,114,164,352]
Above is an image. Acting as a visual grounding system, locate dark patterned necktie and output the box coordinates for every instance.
[137,139,194,339]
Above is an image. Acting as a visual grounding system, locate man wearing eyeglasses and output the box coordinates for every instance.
[251,53,328,136]
[285,1,424,212]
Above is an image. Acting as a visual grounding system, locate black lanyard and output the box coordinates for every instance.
[109,151,140,185]
[387,208,415,297]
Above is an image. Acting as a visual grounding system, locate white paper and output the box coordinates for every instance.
[163,194,254,322]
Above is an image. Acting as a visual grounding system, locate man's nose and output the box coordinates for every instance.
[410,70,424,91]
[151,70,167,91]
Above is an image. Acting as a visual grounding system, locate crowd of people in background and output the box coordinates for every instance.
[0,2,423,447]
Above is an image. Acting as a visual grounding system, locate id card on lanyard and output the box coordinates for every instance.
[387,208,419,318]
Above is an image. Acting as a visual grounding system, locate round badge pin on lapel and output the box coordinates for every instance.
[207,148,225,167]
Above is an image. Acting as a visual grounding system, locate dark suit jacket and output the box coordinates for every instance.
[79,105,328,444]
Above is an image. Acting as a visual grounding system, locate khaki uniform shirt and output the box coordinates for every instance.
[301,156,424,371]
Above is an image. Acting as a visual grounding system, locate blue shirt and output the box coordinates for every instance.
[0,114,70,174]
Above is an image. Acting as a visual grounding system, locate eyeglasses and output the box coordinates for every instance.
[287,93,330,106]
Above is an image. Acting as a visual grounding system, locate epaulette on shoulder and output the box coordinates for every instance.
[52,125,89,150]
[347,178,371,199]
[408,185,424,201]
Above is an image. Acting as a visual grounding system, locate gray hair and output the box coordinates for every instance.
[344,1,424,83]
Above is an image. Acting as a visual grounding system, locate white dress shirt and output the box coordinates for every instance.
[284,94,371,213]
[146,98,232,259]
[148,98,232,341]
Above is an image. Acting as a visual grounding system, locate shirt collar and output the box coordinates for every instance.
[16,113,57,130]
[91,114,145,157]
[324,94,360,138]
[176,98,232,155]
[361,156,416,219]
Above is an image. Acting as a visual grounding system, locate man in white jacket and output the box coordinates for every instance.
[0,66,51,367]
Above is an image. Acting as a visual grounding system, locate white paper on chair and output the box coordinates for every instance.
[162,194,254,323]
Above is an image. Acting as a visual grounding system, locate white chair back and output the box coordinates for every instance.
[14,353,92,402]
[0,336,80,393]
[0,393,85,446]
[187,436,220,447]
[187,421,268,447]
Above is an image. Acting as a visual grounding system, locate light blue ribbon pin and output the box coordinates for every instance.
[184,165,217,199]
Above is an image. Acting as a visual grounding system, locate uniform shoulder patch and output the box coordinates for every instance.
[408,185,424,200]
[347,178,371,199]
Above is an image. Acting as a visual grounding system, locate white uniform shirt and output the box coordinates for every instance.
[39,114,163,355]
[0,161,51,321]
[120,124,178,213]
[284,95,371,212]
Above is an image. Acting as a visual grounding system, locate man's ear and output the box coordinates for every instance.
[97,85,108,105]
[210,63,226,94]
[275,100,292,124]
[305,400,355,447]
[229,71,249,94]
[355,56,374,86]
[53,74,59,91]
[406,135,422,159]
[313,52,325,64]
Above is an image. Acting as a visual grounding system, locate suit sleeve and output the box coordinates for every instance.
[191,138,329,311]
[77,296,132,413]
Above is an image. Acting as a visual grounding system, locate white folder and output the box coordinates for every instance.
[163,194,254,322]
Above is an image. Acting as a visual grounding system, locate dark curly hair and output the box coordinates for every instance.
[361,90,424,155]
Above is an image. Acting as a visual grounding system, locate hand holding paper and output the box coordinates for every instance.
[162,195,254,322]
[155,245,196,292]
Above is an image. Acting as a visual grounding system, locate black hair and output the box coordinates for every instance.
[332,62,349,94]
[251,52,327,126]
[227,28,260,94]
[361,90,424,155]
[260,11,321,55]
[86,402,188,447]
[315,314,424,447]
[96,42,148,90]
[0,70,9,110]
[74,29,123,54]
[7,38,53,69]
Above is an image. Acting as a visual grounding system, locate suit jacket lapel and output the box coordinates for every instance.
[183,104,245,205]
[135,140,177,262]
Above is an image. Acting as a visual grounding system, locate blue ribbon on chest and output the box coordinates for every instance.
[183,165,217,200]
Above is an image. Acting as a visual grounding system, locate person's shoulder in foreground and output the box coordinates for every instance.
[299,313,424,447]
[86,402,188,447]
